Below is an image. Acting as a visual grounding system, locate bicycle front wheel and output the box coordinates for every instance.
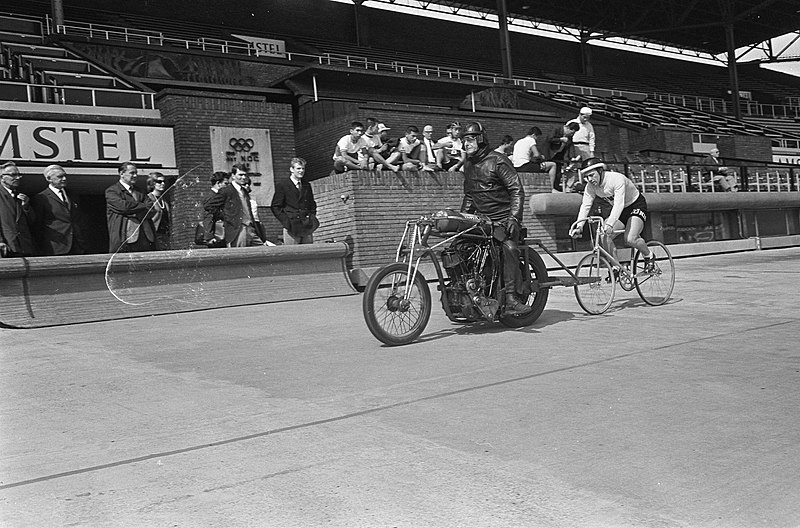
[633,241,675,306]
[574,253,616,315]
[362,263,432,346]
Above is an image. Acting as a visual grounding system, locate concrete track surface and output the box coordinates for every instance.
[2,248,799,527]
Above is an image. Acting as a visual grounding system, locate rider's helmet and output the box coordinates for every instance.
[579,157,606,185]
[461,121,489,149]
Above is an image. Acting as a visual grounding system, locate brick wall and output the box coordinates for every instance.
[155,89,295,248]
[717,135,774,162]
[314,170,552,269]
[629,126,695,155]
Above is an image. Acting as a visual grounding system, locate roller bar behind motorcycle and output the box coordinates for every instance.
[362,209,551,346]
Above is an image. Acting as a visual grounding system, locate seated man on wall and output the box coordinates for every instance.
[701,147,739,192]
[363,120,400,172]
[437,122,466,172]
[511,127,559,192]
[420,124,444,171]
[333,121,369,174]
[386,126,427,171]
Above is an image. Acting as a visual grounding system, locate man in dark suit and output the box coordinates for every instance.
[210,163,261,247]
[200,171,229,247]
[700,147,738,192]
[31,164,84,256]
[271,157,318,245]
[105,162,155,253]
[0,161,36,258]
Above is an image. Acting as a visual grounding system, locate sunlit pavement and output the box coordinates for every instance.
[2,247,799,527]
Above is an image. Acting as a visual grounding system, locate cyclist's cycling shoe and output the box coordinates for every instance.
[643,252,657,274]
[607,267,620,283]
[504,293,533,315]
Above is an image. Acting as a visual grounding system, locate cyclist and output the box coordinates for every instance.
[568,157,653,267]
[460,121,532,315]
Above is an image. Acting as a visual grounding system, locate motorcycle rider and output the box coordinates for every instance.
[460,122,532,316]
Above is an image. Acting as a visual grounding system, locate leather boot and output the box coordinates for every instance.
[505,292,532,315]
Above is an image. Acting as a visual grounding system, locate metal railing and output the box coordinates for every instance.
[651,92,800,119]
[0,79,154,109]
[613,162,798,193]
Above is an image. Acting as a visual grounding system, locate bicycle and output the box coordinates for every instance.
[569,216,675,314]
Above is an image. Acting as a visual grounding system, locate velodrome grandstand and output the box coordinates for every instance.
[1,0,799,264]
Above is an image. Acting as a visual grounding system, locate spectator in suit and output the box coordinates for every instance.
[271,157,318,245]
[420,124,444,171]
[216,164,261,247]
[31,164,83,255]
[201,171,229,247]
[105,162,155,253]
[566,106,595,161]
[701,148,739,192]
[0,161,36,257]
[146,172,171,250]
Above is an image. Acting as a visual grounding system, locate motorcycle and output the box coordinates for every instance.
[362,209,551,346]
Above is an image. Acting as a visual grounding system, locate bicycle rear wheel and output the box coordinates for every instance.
[633,241,674,306]
[574,253,616,315]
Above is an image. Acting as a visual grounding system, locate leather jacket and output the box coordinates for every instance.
[460,146,524,223]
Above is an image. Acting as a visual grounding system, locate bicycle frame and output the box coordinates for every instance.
[574,216,638,280]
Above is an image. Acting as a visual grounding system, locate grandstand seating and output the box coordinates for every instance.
[527,88,800,143]
[0,14,154,109]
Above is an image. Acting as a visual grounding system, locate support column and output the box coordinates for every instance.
[496,0,513,79]
[725,23,742,120]
[51,0,64,30]
[580,31,593,77]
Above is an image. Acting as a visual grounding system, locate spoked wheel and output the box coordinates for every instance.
[363,263,432,346]
[500,248,550,328]
[633,241,675,306]
[574,253,616,315]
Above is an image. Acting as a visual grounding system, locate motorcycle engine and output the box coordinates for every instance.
[440,241,498,321]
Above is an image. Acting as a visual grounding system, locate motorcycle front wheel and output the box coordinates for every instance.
[363,262,432,346]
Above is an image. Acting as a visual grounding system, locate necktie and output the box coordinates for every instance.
[59,190,67,203]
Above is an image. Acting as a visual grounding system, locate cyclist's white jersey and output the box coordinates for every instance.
[577,170,641,227]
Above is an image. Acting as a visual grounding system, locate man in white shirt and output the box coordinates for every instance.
[363,122,400,172]
[566,107,595,161]
[437,122,466,172]
[333,121,370,173]
[512,127,559,192]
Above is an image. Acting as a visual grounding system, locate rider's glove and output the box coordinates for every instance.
[505,217,521,242]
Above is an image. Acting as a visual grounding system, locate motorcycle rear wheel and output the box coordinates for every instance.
[499,248,550,328]
[363,263,432,346]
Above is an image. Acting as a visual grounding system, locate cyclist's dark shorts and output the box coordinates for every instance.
[619,194,647,224]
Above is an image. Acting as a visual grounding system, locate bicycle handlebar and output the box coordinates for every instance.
[569,216,604,232]
[569,216,625,238]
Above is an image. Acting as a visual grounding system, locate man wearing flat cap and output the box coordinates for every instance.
[32,164,84,255]
[566,107,595,161]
